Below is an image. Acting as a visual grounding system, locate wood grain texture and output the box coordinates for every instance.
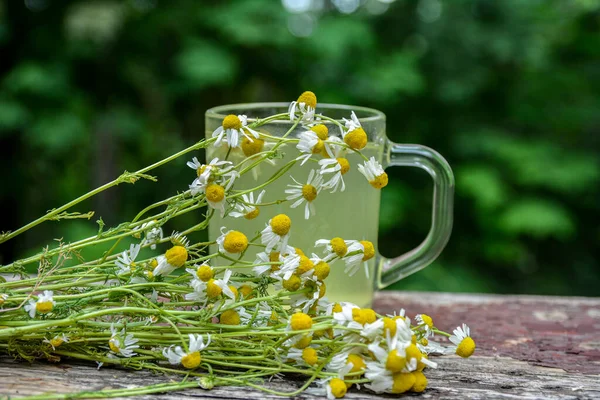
[1,291,599,399]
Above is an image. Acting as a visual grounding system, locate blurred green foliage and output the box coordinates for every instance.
[0,0,599,295]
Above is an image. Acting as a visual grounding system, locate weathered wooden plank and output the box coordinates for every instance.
[1,292,599,399]
[2,355,599,399]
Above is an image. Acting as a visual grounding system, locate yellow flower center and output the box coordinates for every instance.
[196,165,208,178]
[206,279,222,298]
[362,308,377,324]
[228,285,239,299]
[310,124,328,140]
[283,275,301,292]
[297,91,317,109]
[302,347,318,365]
[456,336,476,358]
[223,231,249,254]
[109,338,121,354]
[238,284,253,299]
[329,238,347,257]
[222,114,242,130]
[165,245,188,268]
[296,255,315,275]
[36,301,53,314]
[205,183,225,203]
[294,334,312,349]
[420,338,429,346]
[269,251,281,263]
[244,207,260,220]
[411,371,428,392]
[420,314,434,329]
[241,136,265,157]
[411,334,417,344]
[386,349,407,373]
[347,354,366,373]
[295,248,305,256]
[313,261,330,281]
[329,378,347,399]
[360,240,375,261]
[196,265,214,282]
[50,337,64,348]
[405,344,422,362]
[312,139,324,154]
[417,353,428,371]
[336,158,350,174]
[181,351,201,369]
[150,259,158,268]
[290,312,313,331]
[220,309,241,325]
[269,311,279,326]
[383,317,397,337]
[369,172,388,189]
[302,184,318,202]
[392,372,416,394]
[344,127,367,150]
[270,214,291,236]
[352,308,375,325]
[332,303,343,313]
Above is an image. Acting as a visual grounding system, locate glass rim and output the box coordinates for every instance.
[206,102,385,123]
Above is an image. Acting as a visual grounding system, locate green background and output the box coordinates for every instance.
[1,0,599,296]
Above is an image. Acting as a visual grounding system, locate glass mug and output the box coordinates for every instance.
[205,103,454,307]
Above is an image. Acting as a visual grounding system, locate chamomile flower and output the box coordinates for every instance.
[327,351,367,376]
[449,323,476,358]
[358,157,388,189]
[286,347,319,367]
[109,323,139,358]
[308,363,354,399]
[261,214,292,253]
[186,262,214,283]
[163,334,211,369]
[212,114,260,149]
[115,244,141,275]
[285,170,323,220]
[289,91,317,124]
[342,111,367,150]
[204,269,236,300]
[315,237,351,261]
[253,249,298,280]
[296,130,322,165]
[43,334,69,350]
[229,190,266,219]
[153,234,190,277]
[205,183,227,217]
[188,157,238,196]
[24,290,55,318]
[216,228,249,255]
[318,157,350,193]
[296,124,329,164]
[415,314,435,337]
[342,240,375,278]
[287,312,313,331]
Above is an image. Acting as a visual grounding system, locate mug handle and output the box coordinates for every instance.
[375,141,455,289]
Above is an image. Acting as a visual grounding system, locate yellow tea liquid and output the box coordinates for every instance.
[207,134,382,307]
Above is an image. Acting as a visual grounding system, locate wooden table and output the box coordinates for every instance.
[2,292,599,399]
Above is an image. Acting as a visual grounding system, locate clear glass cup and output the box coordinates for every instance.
[205,103,454,307]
